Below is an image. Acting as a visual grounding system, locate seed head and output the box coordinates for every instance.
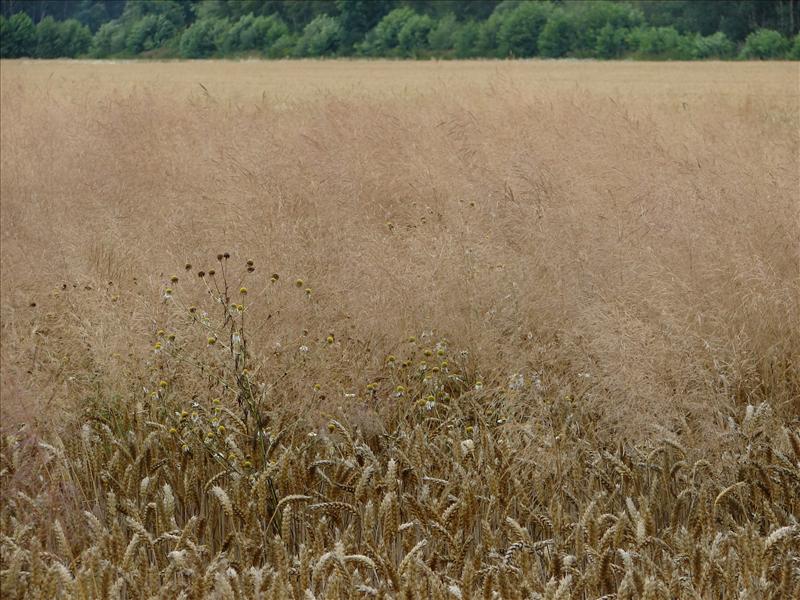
[295,279,304,288]
[198,271,206,278]
[154,342,162,351]
[185,263,192,271]
[326,335,334,344]
[159,380,168,388]
[239,287,247,295]
[271,273,279,282]
[208,269,215,276]
[216,254,223,261]
[169,428,177,435]
[246,259,254,267]
[223,252,230,259]
[170,275,179,283]
[208,337,217,346]
[189,306,197,313]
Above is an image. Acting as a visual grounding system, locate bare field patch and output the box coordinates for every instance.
[1,60,799,598]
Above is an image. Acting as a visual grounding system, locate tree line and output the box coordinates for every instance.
[2,0,798,60]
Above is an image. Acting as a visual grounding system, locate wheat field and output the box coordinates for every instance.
[1,59,799,599]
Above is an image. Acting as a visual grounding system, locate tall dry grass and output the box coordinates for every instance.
[0,60,798,598]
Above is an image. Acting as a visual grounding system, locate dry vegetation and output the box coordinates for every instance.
[1,60,799,598]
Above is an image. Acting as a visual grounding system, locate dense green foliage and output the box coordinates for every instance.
[1,0,798,59]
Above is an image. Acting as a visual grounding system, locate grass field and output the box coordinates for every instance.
[1,60,799,598]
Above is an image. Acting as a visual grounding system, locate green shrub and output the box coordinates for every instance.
[179,18,229,59]
[427,13,459,54]
[571,0,643,56]
[628,26,693,59]
[267,33,298,58]
[740,29,790,59]
[92,20,127,56]
[359,7,416,56]
[125,14,176,54]
[397,13,434,57]
[790,34,800,60]
[538,11,577,58]
[453,20,481,58]
[497,1,553,58]
[691,31,735,59]
[593,23,632,58]
[224,13,289,55]
[293,15,343,58]
[1,12,37,58]
[35,17,92,58]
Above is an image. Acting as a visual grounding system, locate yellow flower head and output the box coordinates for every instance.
[207,337,217,346]
[295,279,304,288]
[239,287,247,295]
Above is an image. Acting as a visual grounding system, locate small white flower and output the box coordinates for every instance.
[425,400,436,411]
[299,345,309,353]
[509,373,524,390]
